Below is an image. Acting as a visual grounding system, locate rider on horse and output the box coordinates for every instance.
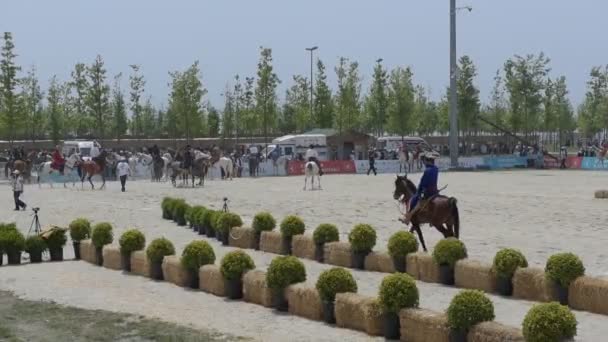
[403,151,440,225]
[182,145,194,169]
[50,145,66,175]
[305,144,323,176]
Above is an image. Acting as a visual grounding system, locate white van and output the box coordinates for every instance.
[62,141,101,161]
[262,134,328,160]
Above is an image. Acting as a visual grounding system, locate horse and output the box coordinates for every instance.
[272,155,289,176]
[393,175,460,252]
[303,161,321,191]
[213,156,234,180]
[80,150,108,190]
[37,153,81,188]
[11,159,33,183]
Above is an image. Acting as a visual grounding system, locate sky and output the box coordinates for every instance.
[2,0,607,110]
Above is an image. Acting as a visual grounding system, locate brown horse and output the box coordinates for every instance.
[80,151,108,190]
[393,175,460,252]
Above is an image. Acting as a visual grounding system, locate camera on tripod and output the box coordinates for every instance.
[32,207,40,213]
[222,197,229,212]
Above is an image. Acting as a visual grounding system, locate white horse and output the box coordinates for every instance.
[303,161,321,190]
[272,155,289,176]
[37,154,81,188]
[161,153,173,181]
[398,150,412,173]
[213,156,234,180]
[128,154,139,179]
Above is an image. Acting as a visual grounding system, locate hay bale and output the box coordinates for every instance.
[364,299,384,336]
[130,251,150,277]
[102,246,122,270]
[260,231,286,255]
[229,226,256,249]
[243,270,273,307]
[324,242,353,268]
[406,252,440,283]
[468,321,524,342]
[594,190,608,199]
[400,308,450,342]
[161,255,192,288]
[335,293,376,332]
[79,240,96,264]
[291,234,315,260]
[512,267,555,302]
[569,276,608,315]
[285,283,323,321]
[199,265,226,297]
[454,259,497,293]
[364,252,396,273]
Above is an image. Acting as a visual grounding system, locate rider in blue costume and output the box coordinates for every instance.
[404,152,439,224]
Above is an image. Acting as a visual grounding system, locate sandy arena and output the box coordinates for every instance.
[1,170,608,341]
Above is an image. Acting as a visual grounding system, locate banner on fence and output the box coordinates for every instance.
[287,160,356,176]
[483,156,528,169]
[581,157,608,170]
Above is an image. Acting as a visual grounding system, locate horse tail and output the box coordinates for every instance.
[448,197,460,239]
[307,163,313,172]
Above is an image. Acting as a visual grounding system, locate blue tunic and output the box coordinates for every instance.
[410,164,439,210]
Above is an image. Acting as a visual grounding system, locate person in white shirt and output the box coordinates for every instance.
[305,145,323,176]
[11,170,26,210]
[116,158,131,192]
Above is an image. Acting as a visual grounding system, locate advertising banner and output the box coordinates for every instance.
[581,157,608,170]
[287,160,356,176]
[483,156,528,169]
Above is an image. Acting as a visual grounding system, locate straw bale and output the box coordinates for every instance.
[454,259,497,292]
[364,251,396,273]
[400,308,450,342]
[228,226,256,249]
[285,283,323,321]
[406,252,440,283]
[199,265,225,296]
[468,321,524,342]
[260,231,286,255]
[130,251,150,277]
[243,270,273,307]
[324,242,353,268]
[569,276,608,315]
[364,299,384,336]
[512,267,554,302]
[79,240,96,264]
[291,234,315,260]
[161,255,192,287]
[102,246,122,270]
[594,190,608,199]
[335,293,375,332]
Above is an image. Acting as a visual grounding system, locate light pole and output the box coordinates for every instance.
[376,58,383,138]
[449,1,472,168]
[305,46,318,128]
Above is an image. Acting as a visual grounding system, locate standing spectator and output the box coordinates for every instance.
[116,157,131,192]
[12,170,26,211]
[367,150,377,176]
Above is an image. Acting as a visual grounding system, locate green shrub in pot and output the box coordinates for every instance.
[266,255,306,311]
[181,240,215,289]
[0,230,25,264]
[348,224,377,269]
[118,229,145,271]
[522,302,577,342]
[171,199,189,226]
[492,248,528,296]
[545,252,585,305]
[378,273,419,339]
[387,231,418,272]
[216,212,243,245]
[146,238,175,280]
[25,235,46,263]
[220,250,255,299]
[46,228,68,261]
[446,290,495,339]
[432,238,467,285]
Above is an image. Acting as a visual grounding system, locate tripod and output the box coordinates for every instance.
[222,198,229,212]
[28,209,42,236]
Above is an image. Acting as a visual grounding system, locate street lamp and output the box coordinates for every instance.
[305,46,318,128]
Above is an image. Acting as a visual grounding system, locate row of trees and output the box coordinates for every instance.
[1,31,606,147]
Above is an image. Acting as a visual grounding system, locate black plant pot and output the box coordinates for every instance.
[177,218,186,227]
[121,252,131,272]
[438,264,455,285]
[150,261,164,280]
[215,231,223,243]
[192,224,199,233]
[253,232,261,250]
[383,312,401,340]
[162,211,170,220]
[73,242,81,260]
[449,329,467,342]
[496,276,514,296]
[220,231,229,246]
[189,271,200,289]
[29,251,43,263]
[554,283,569,305]
[197,225,205,235]
[271,289,288,311]
[207,228,216,238]
[224,278,244,299]
[0,253,3,266]
[49,248,64,261]
[322,300,336,324]
[282,236,293,255]
[351,251,368,270]
[7,251,21,265]
[315,243,325,263]
[95,247,104,266]
[392,256,407,273]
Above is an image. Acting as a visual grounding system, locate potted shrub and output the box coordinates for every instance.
[146,238,175,280]
[387,231,419,272]
[46,228,67,261]
[220,250,255,299]
[266,256,306,311]
[172,199,188,226]
[446,290,495,342]
[252,212,276,250]
[181,240,215,289]
[312,223,339,263]
[280,215,305,255]
[25,235,47,263]
[492,248,528,296]
[315,267,357,324]
[378,273,419,339]
[118,229,146,272]
[0,223,18,266]
[522,302,577,342]
[91,222,114,266]
[432,238,467,285]
[184,204,194,229]
[545,252,585,305]
[161,197,176,220]
[0,230,25,265]
[348,224,377,269]
[216,212,243,246]
[201,210,217,238]
[69,218,91,260]
[190,206,206,233]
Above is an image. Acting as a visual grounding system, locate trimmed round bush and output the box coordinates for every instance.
[493,248,528,279]
[266,256,307,289]
[253,212,276,233]
[0,223,18,233]
[313,224,339,245]
[69,218,91,242]
[146,238,175,263]
[181,240,215,271]
[220,250,255,280]
[206,211,222,232]
[162,197,176,219]
[216,212,243,234]
[280,215,305,238]
[378,273,419,313]
[348,224,377,253]
[118,229,146,254]
[432,238,467,267]
[172,199,188,224]
[522,302,577,342]
[25,235,47,254]
[316,267,357,302]
[190,206,207,226]
[46,229,67,250]
[447,290,495,331]
[387,231,419,259]
[200,209,215,230]
[0,230,25,253]
[91,222,114,248]
[545,252,585,287]
[184,205,194,225]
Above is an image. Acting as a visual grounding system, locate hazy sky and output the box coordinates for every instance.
[2,0,607,109]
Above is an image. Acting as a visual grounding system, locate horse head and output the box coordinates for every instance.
[394,175,416,202]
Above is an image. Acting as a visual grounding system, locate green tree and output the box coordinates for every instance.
[240,76,256,141]
[168,61,207,141]
[21,65,45,141]
[129,64,145,137]
[70,63,90,137]
[456,56,481,154]
[46,76,63,143]
[413,86,439,136]
[387,66,415,138]
[255,47,280,144]
[284,74,310,133]
[314,59,333,128]
[367,60,388,136]
[207,104,220,137]
[553,76,575,145]
[222,86,235,138]
[484,70,508,134]
[577,66,607,138]
[111,73,128,140]
[141,97,156,138]
[334,57,361,133]
[0,32,22,144]
[85,55,110,139]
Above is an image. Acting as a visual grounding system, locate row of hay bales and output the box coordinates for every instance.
[160,197,608,318]
[594,189,608,199]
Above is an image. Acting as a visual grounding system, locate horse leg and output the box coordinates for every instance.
[303,176,307,191]
[101,173,106,190]
[413,225,427,252]
[89,175,94,190]
[317,174,322,190]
